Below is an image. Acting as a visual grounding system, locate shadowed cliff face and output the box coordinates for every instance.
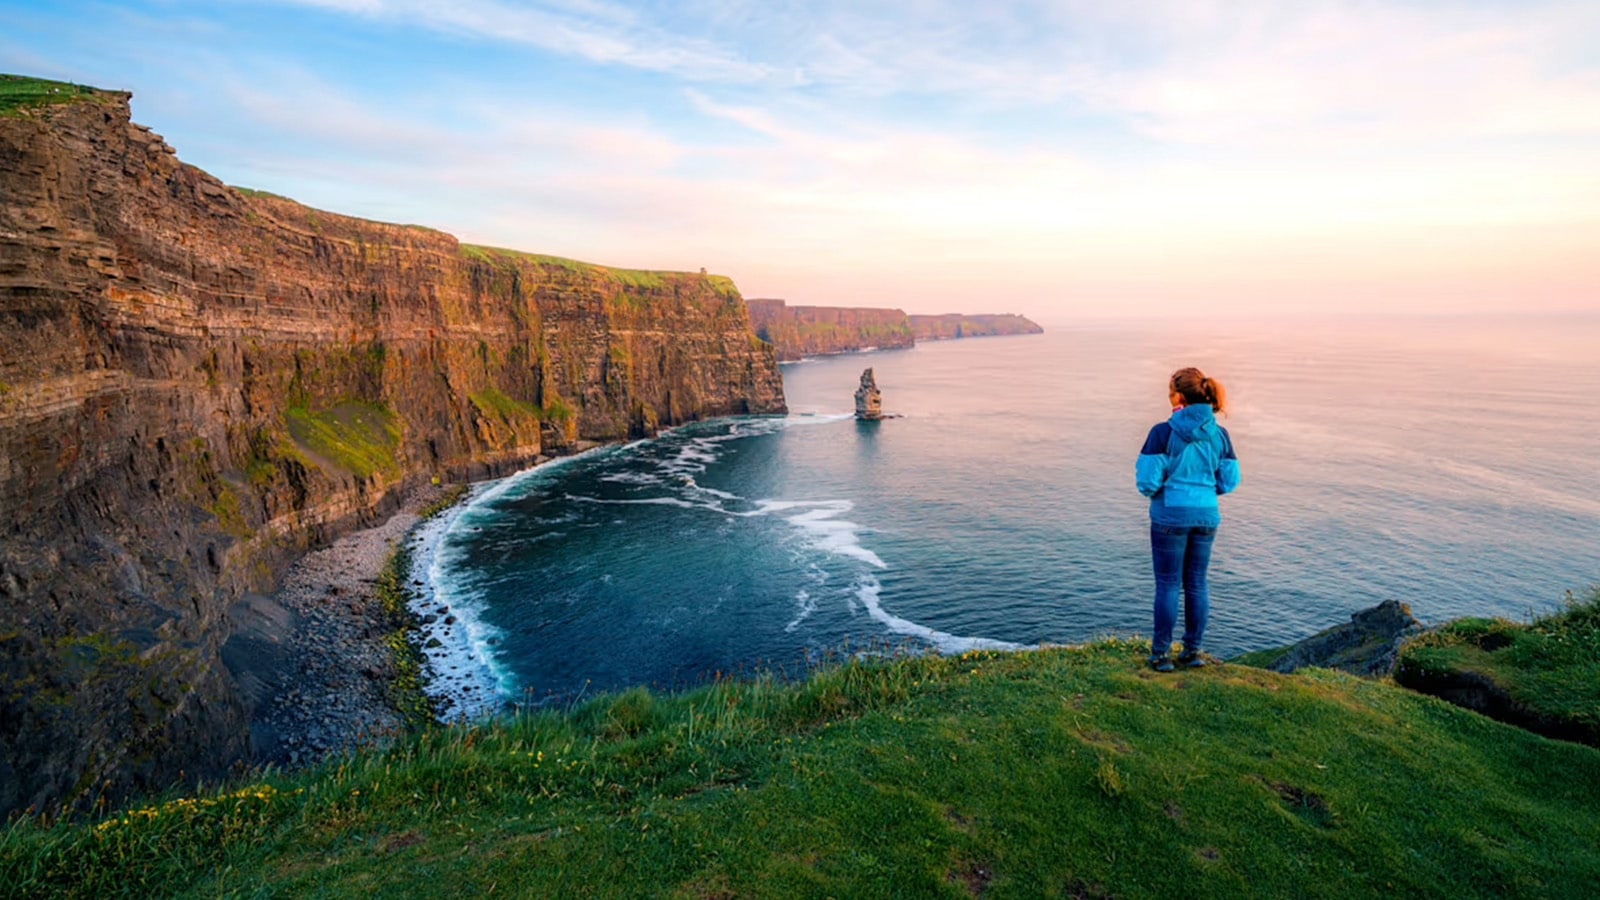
[0,91,784,816]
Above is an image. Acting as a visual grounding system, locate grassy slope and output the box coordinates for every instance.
[5,641,1598,898]
[1397,589,1600,744]
[285,401,402,480]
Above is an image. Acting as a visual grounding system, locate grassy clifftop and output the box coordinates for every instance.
[0,74,114,117]
[460,244,742,298]
[1398,589,1600,746]
[5,639,1598,898]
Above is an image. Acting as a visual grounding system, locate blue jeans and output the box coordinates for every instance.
[1150,523,1217,658]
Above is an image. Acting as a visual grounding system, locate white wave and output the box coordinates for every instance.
[853,576,1024,654]
[772,501,885,568]
[691,483,741,501]
[599,471,664,486]
[465,443,617,511]
[407,500,513,722]
[784,589,816,633]
[569,494,701,510]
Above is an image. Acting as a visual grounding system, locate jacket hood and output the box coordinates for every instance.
[1169,403,1216,442]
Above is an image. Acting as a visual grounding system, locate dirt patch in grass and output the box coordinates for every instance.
[948,859,994,896]
[1267,779,1336,829]
[381,831,425,854]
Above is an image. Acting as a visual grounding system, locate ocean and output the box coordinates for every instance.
[407,315,1600,718]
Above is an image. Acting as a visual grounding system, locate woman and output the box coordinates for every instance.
[1135,367,1241,671]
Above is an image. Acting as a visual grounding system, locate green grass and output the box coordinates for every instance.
[468,386,539,423]
[1228,645,1292,669]
[5,640,1598,898]
[459,244,736,294]
[0,74,107,117]
[1397,588,1600,744]
[208,483,253,540]
[541,394,576,424]
[231,186,293,202]
[376,489,468,728]
[374,545,436,731]
[285,401,402,480]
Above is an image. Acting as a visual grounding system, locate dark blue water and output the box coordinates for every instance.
[412,315,1600,715]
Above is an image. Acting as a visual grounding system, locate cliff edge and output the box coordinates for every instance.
[0,77,784,816]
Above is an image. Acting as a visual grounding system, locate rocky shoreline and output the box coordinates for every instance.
[224,484,454,770]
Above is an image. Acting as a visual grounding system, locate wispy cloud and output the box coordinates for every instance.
[277,0,771,81]
[269,0,1600,149]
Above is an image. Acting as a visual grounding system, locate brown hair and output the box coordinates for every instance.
[1171,367,1227,415]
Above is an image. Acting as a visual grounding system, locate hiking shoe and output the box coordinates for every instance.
[1149,655,1175,673]
[1178,650,1206,669]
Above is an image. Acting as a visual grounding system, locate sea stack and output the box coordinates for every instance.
[855,368,884,420]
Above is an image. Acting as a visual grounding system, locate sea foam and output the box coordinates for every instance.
[406,492,508,721]
[853,576,1025,654]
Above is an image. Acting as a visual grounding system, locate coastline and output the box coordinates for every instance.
[232,483,452,769]
[237,443,613,771]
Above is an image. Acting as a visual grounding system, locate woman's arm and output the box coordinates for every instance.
[1136,424,1170,498]
[1215,428,1241,495]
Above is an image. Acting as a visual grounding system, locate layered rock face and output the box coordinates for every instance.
[0,91,784,815]
[909,314,1044,341]
[745,298,915,361]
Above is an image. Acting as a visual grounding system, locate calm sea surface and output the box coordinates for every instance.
[411,315,1600,715]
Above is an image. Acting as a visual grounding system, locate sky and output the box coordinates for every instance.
[4,0,1599,320]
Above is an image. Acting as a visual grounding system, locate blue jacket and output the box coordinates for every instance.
[1136,404,1240,528]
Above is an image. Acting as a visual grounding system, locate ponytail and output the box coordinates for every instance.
[1170,367,1227,415]
[1202,376,1227,415]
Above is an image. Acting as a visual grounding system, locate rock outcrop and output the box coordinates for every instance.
[746,298,915,361]
[1264,600,1424,677]
[909,314,1044,341]
[0,84,785,816]
[854,369,883,420]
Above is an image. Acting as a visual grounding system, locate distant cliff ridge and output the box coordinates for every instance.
[910,314,1045,341]
[0,77,784,816]
[746,299,1042,361]
[745,299,915,362]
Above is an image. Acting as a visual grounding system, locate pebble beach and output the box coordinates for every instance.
[241,485,450,769]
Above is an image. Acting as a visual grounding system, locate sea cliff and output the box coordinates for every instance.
[746,298,1042,361]
[745,298,915,361]
[0,81,784,816]
[909,313,1044,341]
